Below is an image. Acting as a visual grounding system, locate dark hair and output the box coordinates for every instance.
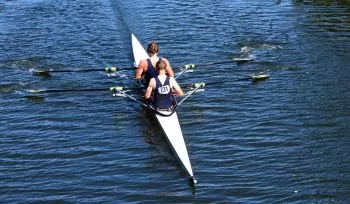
[156,59,167,70]
[147,41,160,54]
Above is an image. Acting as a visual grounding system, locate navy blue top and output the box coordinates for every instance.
[153,76,173,109]
[144,58,161,86]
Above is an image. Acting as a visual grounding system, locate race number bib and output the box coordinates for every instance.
[157,85,171,94]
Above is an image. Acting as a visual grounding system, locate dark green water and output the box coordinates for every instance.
[1,0,349,203]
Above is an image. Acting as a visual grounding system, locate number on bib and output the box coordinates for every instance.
[157,85,170,94]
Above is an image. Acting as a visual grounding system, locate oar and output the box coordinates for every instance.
[175,57,254,69]
[25,86,136,93]
[185,74,269,88]
[31,66,135,77]
[174,75,269,105]
[32,57,253,77]
[177,82,205,107]
[232,74,270,82]
[175,57,254,79]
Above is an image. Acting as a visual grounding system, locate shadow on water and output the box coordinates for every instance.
[293,0,350,8]
[23,95,45,103]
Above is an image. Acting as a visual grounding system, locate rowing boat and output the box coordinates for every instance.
[27,34,268,184]
[131,33,196,184]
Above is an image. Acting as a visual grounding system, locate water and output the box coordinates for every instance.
[1,0,349,203]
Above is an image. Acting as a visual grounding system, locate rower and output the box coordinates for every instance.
[144,59,183,110]
[135,41,174,87]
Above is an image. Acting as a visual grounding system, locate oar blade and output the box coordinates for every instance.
[232,57,254,63]
[29,69,52,77]
[26,89,46,93]
[251,74,269,82]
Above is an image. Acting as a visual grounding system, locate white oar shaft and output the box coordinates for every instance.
[177,83,204,107]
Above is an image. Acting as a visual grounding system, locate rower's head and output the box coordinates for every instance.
[147,41,160,55]
[156,59,167,71]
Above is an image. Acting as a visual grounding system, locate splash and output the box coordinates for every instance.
[0,82,28,93]
[238,41,283,54]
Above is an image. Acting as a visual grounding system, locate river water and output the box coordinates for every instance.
[1,0,349,203]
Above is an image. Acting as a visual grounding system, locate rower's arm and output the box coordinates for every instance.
[171,78,184,96]
[164,58,174,77]
[135,60,147,79]
[144,79,155,99]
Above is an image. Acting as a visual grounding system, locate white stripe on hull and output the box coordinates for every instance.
[155,111,194,178]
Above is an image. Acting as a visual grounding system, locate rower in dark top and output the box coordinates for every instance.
[135,41,174,86]
[144,57,159,86]
[144,59,183,110]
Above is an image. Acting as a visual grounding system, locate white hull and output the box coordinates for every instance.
[155,111,194,178]
[131,33,195,181]
[131,33,149,67]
